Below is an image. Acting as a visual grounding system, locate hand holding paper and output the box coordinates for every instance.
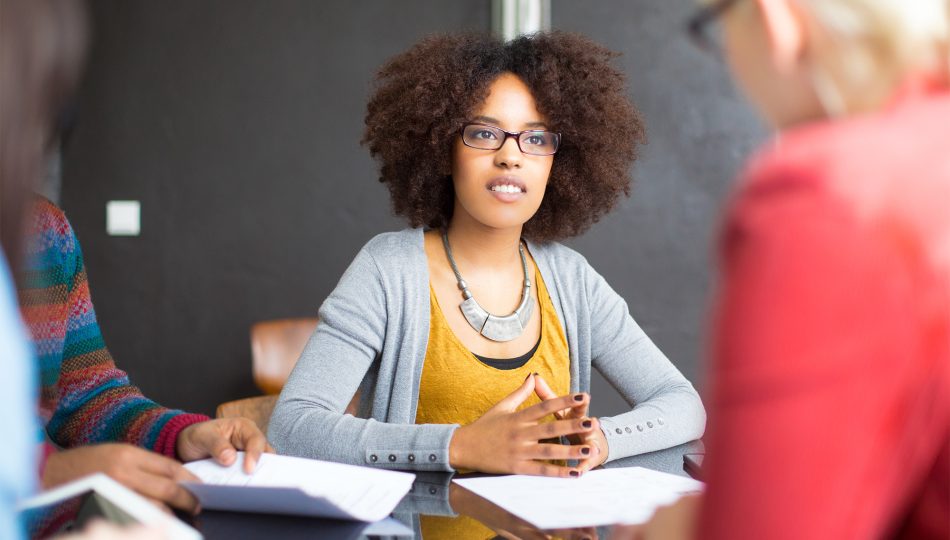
[176,417,274,474]
[182,452,414,522]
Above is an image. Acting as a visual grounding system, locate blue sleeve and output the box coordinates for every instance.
[0,250,39,540]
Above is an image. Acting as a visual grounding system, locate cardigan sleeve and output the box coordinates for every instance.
[586,263,706,462]
[268,244,458,471]
[24,200,207,459]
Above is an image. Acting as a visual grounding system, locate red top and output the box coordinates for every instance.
[700,87,950,539]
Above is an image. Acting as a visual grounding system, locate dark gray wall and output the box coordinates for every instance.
[62,1,490,414]
[62,0,764,417]
[551,1,765,414]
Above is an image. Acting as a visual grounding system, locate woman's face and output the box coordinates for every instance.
[721,0,824,128]
[450,72,554,233]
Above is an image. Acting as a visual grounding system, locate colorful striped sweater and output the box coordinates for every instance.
[19,198,207,460]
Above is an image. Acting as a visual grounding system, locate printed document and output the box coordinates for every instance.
[183,452,414,522]
[453,467,703,528]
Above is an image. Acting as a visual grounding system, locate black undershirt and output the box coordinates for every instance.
[473,337,542,370]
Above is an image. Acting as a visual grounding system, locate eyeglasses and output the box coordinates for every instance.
[686,0,742,54]
[460,123,561,156]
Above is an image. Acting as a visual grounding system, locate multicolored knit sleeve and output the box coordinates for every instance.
[20,198,208,459]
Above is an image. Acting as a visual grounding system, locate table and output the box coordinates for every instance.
[191,440,703,539]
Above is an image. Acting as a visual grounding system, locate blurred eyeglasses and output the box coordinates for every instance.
[460,123,560,156]
[687,0,742,54]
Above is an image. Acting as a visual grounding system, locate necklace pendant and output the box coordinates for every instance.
[442,230,534,343]
[460,296,533,342]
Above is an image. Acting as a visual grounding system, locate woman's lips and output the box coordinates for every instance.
[486,176,527,202]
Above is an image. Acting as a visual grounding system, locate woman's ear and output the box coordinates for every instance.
[754,0,808,72]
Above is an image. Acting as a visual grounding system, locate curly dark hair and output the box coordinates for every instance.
[363,31,646,242]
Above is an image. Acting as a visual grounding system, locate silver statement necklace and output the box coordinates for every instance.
[441,230,533,342]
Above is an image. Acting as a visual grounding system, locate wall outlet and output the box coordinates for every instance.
[106,200,140,236]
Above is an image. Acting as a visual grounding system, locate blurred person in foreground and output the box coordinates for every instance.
[1,0,271,536]
[616,0,949,539]
[1,0,85,536]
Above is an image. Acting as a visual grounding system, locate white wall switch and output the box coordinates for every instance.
[106,200,141,236]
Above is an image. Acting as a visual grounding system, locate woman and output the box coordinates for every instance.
[617,1,950,539]
[271,31,705,478]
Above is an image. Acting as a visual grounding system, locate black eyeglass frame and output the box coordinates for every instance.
[459,122,561,156]
[686,0,742,53]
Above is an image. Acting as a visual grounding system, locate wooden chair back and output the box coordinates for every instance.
[215,395,279,434]
[251,318,319,395]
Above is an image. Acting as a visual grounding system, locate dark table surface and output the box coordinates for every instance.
[191,440,703,540]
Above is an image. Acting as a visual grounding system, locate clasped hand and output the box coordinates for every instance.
[449,373,609,477]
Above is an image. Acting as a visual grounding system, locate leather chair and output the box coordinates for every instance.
[250,317,361,415]
[251,318,319,395]
[215,395,279,434]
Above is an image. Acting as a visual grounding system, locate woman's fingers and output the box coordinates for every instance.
[120,468,200,513]
[574,451,602,474]
[518,392,589,422]
[534,374,569,421]
[533,373,558,400]
[570,433,605,474]
[136,451,200,483]
[534,374,588,420]
[114,449,200,512]
[489,373,539,414]
[522,416,596,441]
[228,419,270,474]
[524,442,595,461]
[458,379,603,476]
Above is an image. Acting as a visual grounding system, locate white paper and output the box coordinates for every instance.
[183,452,414,522]
[453,467,704,529]
[19,473,202,540]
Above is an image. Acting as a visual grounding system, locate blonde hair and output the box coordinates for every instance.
[796,0,950,114]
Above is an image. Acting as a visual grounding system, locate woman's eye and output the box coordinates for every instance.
[524,134,547,146]
[474,129,498,140]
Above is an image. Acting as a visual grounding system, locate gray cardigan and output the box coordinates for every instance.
[269,229,705,472]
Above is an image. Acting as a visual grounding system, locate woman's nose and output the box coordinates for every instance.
[493,135,523,169]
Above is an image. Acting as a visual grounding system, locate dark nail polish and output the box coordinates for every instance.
[534,372,539,377]
[573,394,584,402]
[569,470,579,477]
[524,373,533,382]
[582,420,593,429]
[581,447,591,455]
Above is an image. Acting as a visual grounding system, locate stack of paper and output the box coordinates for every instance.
[453,467,704,528]
[183,453,415,522]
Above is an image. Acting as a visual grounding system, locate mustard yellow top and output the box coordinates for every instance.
[415,268,571,427]
[416,269,571,539]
